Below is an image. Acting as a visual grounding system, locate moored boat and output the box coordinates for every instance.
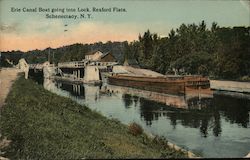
[108,74,210,95]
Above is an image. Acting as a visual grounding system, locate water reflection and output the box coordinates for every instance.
[122,94,133,108]
[104,84,213,109]
[44,78,85,98]
[43,78,250,158]
[44,78,250,132]
[212,94,250,128]
[128,96,221,137]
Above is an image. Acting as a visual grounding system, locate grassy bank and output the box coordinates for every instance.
[0,76,187,159]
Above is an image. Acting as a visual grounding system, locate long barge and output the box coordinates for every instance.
[108,74,210,95]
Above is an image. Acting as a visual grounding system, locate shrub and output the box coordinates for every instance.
[128,122,143,136]
[153,136,168,148]
[240,76,250,82]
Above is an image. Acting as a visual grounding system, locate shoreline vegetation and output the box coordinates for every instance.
[0,75,189,159]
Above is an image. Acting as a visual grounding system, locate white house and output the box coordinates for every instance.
[85,50,103,61]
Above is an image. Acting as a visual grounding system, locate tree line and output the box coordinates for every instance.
[0,41,127,66]
[125,21,250,80]
[1,21,249,80]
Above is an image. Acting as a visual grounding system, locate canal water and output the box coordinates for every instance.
[43,78,250,158]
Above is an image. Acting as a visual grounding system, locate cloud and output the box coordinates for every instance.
[0,23,20,33]
[0,21,139,52]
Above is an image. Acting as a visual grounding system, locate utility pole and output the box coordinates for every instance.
[48,48,51,63]
[52,51,55,64]
[63,24,68,52]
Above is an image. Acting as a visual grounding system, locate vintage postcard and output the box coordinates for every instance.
[0,0,250,159]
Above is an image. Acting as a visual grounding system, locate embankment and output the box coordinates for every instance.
[0,76,188,159]
[210,80,250,93]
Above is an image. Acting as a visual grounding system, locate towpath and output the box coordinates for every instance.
[0,68,21,108]
[0,68,21,160]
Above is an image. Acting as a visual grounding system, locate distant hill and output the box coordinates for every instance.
[0,41,127,65]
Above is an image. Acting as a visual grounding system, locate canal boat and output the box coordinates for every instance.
[108,74,210,95]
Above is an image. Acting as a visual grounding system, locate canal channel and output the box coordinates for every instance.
[41,78,250,158]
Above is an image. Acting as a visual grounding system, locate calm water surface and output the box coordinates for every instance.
[43,78,250,158]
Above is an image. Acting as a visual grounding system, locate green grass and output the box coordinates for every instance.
[0,76,187,159]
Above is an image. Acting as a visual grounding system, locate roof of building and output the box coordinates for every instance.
[85,50,103,55]
[100,52,109,58]
[100,52,114,59]
[99,52,117,62]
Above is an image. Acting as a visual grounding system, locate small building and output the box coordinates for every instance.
[100,52,117,62]
[85,50,117,63]
[84,50,118,73]
[85,50,103,61]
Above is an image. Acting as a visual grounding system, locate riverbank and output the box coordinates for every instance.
[210,80,250,93]
[0,76,188,159]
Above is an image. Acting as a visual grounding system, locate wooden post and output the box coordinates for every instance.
[78,85,80,95]
[184,82,186,94]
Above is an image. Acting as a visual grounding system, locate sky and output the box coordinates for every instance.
[0,0,249,52]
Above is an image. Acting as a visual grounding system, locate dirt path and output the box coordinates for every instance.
[0,68,21,108]
[0,68,21,160]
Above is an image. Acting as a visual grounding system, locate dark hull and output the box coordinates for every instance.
[108,75,186,95]
[108,75,210,95]
[184,76,210,89]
